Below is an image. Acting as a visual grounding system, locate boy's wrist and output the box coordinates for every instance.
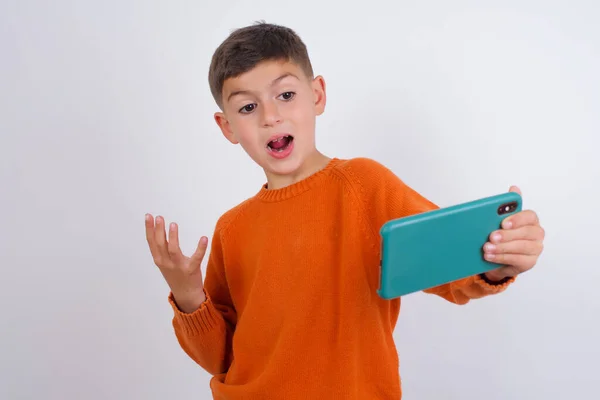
[172,289,207,314]
[481,271,512,285]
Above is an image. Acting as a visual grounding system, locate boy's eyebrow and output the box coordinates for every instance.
[227,73,299,102]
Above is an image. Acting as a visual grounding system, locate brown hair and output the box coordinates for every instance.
[208,21,314,108]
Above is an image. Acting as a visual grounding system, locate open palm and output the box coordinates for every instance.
[145,214,208,313]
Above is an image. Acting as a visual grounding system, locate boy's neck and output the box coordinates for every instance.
[264,151,331,190]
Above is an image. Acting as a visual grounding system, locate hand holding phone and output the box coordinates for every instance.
[481,186,545,282]
[378,190,524,299]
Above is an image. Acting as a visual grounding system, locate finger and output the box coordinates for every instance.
[484,239,543,257]
[189,236,209,267]
[483,252,537,271]
[167,222,184,263]
[145,213,157,252]
[489,225,545,243]
[154,216,171,263]
[502,209,539,229]
[509,185,522,196]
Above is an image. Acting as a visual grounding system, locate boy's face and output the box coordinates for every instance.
[214,60,326,183]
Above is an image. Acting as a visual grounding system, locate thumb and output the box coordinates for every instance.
[509,185,522,196]
[190,236,209,267]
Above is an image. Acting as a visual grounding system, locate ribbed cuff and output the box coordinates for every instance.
[473,273,516,293]
[168,291,222,336]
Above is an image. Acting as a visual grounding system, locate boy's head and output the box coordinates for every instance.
[209,22,327,185]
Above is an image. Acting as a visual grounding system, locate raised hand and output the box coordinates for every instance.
[482,186,545,282]
[145,214,208,313]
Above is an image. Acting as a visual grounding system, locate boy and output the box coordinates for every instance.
[145,22,545,399]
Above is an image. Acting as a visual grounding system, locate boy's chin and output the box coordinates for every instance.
[264,156,303,176]
[261,152,318,183]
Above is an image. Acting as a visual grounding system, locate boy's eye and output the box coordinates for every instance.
[238,92,294,114]
[239,104,256,114]
[279,91,295,100]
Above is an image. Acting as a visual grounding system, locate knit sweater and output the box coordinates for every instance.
[168,157,513,399]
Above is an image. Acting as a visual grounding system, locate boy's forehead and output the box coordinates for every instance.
[222,60,306,96]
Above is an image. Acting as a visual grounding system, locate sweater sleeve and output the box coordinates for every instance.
[343,157,514,305]
[168,218,237,375]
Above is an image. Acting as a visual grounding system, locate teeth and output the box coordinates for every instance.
[266,135,292,152]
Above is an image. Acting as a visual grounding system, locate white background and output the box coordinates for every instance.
[2,0,599,399]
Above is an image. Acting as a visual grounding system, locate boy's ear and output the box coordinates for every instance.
[312,75,326,116]
[214,112,239,144]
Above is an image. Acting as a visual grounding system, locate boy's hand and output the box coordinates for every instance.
[145,214,208,313]
[482,186,545,282]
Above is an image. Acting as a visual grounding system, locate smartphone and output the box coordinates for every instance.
[377,192,522,299]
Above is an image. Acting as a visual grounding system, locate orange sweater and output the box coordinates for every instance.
[168,157,513,399]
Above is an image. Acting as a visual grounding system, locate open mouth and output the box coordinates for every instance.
[267,135,294,153]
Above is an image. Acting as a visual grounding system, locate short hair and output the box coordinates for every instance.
[208,21,314,108]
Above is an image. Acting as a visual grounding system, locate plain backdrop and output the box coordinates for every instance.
[1,0,599,399]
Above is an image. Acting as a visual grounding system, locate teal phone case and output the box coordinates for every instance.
[377,192,522,299]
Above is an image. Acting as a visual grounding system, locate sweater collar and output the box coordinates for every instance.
[255,158,341,202]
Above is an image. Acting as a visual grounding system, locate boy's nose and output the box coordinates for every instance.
[260,101,283,127]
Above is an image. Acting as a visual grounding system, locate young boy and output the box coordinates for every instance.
[145,22,545,399]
